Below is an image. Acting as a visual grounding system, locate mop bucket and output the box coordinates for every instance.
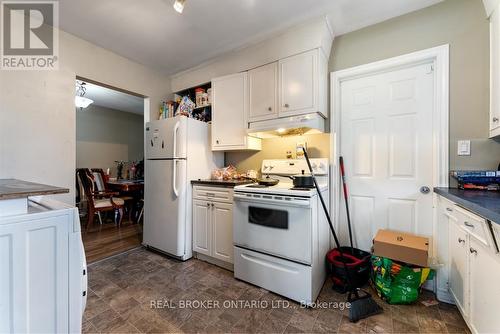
[326,247,371,293]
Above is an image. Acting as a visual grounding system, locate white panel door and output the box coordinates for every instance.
[212,202,234,263]
[469,237,500,334]
[192,200,211,256]
[249,62,278,122]
[339,63,434,251]
[490,5,500,136]
[211,72,248,149]
[279,49,318,117]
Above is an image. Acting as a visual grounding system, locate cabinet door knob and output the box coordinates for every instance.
[216,140,220,144]
[469,247,477,254]
[458,238,465,244]
[493,117,499,122]
[446,207,453,212]
[206,202,210,207]
[211,203,215,208]
[284,103,289,108]
[268,107,272,111]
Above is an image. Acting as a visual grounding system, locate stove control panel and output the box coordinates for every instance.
[261,159,329,176]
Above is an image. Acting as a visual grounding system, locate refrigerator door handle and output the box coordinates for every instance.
[173,159,179,197]
[173,121,180,158]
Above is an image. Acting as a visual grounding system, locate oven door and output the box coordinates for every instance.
[233,192,312,265]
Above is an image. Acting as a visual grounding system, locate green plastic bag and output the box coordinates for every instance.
[371,255,434,304]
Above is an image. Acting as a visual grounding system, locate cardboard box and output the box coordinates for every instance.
[373,229,429,267]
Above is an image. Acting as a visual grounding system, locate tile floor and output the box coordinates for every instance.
[83,247,469,334]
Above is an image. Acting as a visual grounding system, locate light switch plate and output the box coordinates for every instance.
[457,140,471,156]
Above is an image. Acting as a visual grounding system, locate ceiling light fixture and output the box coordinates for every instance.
[173,0,186,13]
[276,128,286,134]
[75,81,94,110]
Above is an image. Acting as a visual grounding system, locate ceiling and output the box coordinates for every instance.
[80,81,144,115]
[59,0,442,75]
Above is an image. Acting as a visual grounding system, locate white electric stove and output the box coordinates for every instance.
[233,159,330,305]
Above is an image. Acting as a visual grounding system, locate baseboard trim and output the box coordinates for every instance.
[195,253,234,271]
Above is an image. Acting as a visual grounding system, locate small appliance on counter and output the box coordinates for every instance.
[450,170,500,190]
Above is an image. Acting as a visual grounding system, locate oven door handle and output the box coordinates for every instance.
[233,193,311,208]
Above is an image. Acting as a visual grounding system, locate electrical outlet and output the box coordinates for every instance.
[296,141,307,159]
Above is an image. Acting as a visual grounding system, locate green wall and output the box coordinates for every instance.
[330,0,500,174]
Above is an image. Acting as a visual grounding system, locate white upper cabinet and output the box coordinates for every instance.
[211,72,261,151]
[278,49,327,118]
[490,3,500,137]
[248,62,278,122]
[483,0,500,17]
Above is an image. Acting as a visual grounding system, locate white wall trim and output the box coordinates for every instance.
[329,44,450,254]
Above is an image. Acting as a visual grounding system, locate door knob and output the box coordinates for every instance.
[420,186,431,194]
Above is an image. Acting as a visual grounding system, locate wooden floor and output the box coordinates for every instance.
[81,216,143,264]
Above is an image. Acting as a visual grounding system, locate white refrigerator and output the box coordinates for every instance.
[144,116,223,260]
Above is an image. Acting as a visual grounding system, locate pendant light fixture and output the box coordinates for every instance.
[173,0,186,13]
[75,81,94,110]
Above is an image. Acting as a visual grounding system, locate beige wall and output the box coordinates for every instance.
[76,105,144,177]
[225,134,330,174]
[329,0,500,178]
[0,30,170,204]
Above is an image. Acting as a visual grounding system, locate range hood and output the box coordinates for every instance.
[247,113,326,138]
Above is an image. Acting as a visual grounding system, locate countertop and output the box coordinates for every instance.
[434,187,500,224]
[191,179,254,187]
[0,179,69,200]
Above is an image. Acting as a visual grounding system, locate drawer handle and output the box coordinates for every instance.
[469,247,477,254]
[458,238,465,244]
[446,207,453,212]
[206,193,215,197]
[464,221,475,228]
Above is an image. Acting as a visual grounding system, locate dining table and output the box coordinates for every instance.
[107,179,144,192]
[106,179,144,223]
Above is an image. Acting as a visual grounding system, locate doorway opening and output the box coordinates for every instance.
[75,77,147,263]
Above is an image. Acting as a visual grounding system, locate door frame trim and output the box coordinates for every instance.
[329,44,450,251]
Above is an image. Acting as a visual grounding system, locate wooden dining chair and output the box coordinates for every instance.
[76,168,125,231]
[91,168,135,223]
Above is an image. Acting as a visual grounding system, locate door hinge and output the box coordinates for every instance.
[427,64,434,74]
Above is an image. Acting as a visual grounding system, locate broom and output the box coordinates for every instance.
[302,147,382,322]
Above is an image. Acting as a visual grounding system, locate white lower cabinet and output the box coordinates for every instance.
[437,194,500,333]
[469,237,500,334]
[0,202,86,334]
[448,219,469,316]
[192,185,234,268]
[193,200,211,256]
[212,202,233,263]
